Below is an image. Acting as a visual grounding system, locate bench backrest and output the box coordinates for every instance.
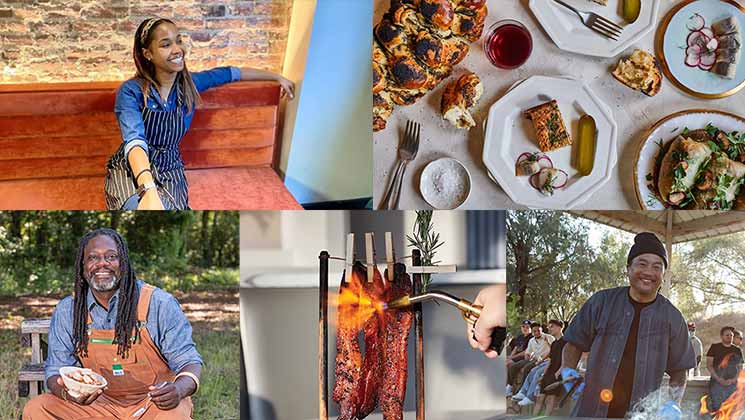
[0,81,281,182]
[21,318,50,364]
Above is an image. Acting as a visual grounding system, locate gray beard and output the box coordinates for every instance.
[87,274,120,292]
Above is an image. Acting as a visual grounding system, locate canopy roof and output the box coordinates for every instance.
[570,210,745,244]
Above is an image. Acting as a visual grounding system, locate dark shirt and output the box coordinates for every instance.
[540,336,567,394]
[510,333,532,362]
[607,294,655,417]
[707,343,743,378]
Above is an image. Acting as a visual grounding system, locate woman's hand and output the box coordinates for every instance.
[276,75,295,100]
[138,188,165,210]
[467,284,506,359]
[55,376,103,405]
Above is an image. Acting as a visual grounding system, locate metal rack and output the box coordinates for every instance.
[318,232,455,420]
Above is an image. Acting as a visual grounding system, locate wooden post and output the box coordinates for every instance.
[365,232,375,282]
[385,232,394,283]
[412,249,425,420]
[319,251,329,420]
[664,210,673,297]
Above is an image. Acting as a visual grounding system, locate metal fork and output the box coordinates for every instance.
[552,0,624,41]
[378,120,421,210]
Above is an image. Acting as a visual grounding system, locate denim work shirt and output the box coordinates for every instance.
[115,66,241,157]
[563,286,696,417]
[45,280,203,381]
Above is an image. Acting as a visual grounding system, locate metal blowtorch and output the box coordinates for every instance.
[383,290,506,354]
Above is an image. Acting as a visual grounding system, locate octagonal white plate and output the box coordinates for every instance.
[634,110,745,209]
[482,75,618,209]
[529,0,661,58]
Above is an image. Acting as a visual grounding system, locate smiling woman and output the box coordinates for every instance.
[105,17,295,210]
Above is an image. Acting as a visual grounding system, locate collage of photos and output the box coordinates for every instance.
[0,0,744,419]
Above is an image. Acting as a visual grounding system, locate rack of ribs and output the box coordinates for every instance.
[380,262,413,420]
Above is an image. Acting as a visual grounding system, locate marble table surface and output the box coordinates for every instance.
[372,0,745,210]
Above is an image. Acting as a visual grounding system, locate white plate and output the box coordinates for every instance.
[634,110,745,209]
[420,157,471,209]
[658,0,745,98]
[482,75,618,209]
[529,0,661,58]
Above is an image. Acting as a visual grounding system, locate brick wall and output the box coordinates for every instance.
[0,0,292,83]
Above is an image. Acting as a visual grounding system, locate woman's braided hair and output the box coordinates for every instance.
[72,228,139,359]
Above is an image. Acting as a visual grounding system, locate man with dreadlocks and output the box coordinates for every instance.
[23,228,202,419]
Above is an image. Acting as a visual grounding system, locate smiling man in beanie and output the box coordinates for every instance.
[559,232,696,418]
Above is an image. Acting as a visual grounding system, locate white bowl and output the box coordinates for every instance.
[419,158,471,209]
[59,366,107,398]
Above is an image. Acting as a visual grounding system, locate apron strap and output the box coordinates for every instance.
[137,283,156,323]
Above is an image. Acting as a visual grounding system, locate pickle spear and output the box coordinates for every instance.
[623,0,641,23]
[576,115,597,176]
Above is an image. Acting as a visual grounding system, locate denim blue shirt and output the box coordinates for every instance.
[115,66,241,157]
[45,280,203,381]
[564,286,695,417]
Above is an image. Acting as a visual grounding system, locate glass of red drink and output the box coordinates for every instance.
[484,20,533,69]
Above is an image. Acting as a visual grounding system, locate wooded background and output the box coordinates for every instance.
[0,210,239,296]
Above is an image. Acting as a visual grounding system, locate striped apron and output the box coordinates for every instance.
[104,90,190,210]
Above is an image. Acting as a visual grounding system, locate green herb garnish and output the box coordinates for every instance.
[547,112,566,146]
[407,210,444,292]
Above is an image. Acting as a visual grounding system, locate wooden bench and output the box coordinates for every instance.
[0,81,302,210]
[18,318,50,398]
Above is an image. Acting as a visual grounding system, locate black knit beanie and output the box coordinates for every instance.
[627,232,668,269]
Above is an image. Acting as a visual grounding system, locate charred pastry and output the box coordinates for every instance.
[419,0,455,31]
[372,0,488,131]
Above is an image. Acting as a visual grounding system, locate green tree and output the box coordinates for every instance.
[507,211,631,330]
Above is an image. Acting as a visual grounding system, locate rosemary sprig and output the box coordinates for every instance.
[406,210,444,292]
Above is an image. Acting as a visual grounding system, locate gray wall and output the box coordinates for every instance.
[241,285,506,420]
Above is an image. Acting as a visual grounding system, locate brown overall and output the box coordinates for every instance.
[23,284,193,419]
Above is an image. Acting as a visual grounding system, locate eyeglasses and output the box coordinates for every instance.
[86,254,119,264]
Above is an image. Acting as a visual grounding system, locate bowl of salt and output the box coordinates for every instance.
[420,158,471,209]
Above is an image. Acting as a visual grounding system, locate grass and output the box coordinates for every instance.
[0,290,239,420]
[191,322,240,419]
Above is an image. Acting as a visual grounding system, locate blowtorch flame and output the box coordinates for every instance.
[333,265,385,329]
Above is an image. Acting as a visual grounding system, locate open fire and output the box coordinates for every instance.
[699,354,745,420]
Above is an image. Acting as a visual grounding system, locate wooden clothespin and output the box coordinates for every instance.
[385,232,394,283]
[408,265,457,274]
[365,232,375,283]
[345,233,354,284]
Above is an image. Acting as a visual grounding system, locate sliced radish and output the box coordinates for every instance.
[538,155,554,168]
[530,168,568,196]
[706,37,719,51]
[699,62,714,71]
[686,13,705,31]
[700,51,716,66]
[517,152,535,162]
[686,45,702,56]
[688,30,708,47]
[686,52,701,67]
[552,169,569,188]
[701,27,715,39]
